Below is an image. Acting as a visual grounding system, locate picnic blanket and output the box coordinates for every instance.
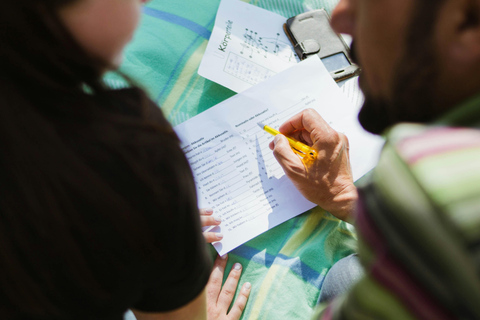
[109,1,357,319]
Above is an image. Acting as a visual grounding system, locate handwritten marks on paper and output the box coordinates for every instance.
[198,0,299,93]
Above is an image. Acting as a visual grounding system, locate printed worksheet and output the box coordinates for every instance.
[198,0,299,93]
[176,57,384,255]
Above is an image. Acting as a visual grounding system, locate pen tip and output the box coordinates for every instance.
[257,122,265,129]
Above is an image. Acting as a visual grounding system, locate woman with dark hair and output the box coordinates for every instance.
[0,0,250,319]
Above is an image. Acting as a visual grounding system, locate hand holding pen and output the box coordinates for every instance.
[264,109,357,222]
[258,122,317,161]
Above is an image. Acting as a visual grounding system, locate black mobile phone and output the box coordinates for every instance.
[284,9,360,82]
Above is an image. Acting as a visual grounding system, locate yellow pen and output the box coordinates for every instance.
[258,122,317,161]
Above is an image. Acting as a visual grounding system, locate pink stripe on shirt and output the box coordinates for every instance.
[356,199,455,320]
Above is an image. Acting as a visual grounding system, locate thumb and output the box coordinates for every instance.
[272,135,302,170]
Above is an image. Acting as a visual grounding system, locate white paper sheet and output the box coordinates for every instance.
[198,0,299,93]
[341,76,364,108]
[176,56,384,255]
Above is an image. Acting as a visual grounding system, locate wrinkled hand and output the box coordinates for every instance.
[200,208,223,243]
[207,255,251,320]
[269,109,357,221]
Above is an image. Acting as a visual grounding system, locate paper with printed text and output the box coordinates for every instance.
[177,57,384,255]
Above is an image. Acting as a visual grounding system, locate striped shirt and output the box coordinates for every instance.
[315,94,480,319]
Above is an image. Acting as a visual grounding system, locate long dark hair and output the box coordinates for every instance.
[0,1,199,318]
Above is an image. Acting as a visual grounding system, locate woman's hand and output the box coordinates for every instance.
[207,255,251,320]
[199,208,223,243]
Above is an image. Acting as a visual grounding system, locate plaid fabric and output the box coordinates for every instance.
[314,95,480,319]
[105,1,365,319]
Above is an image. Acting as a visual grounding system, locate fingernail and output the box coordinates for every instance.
[205,208,214,214]
[216,233,223,239]
[244,282,251,290]
[221,254,228,260]
[234,263,242,270]
[214,216,222,222]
